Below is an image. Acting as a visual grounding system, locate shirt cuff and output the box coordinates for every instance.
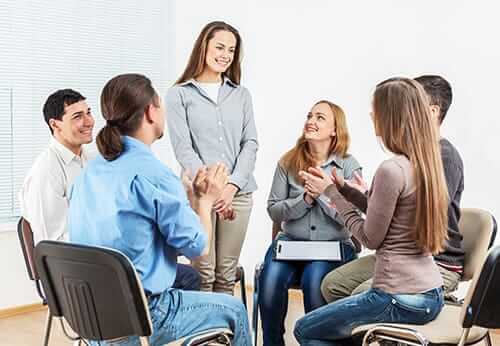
[317,193,332,205]
[324,184,358,218]
[229,173,245,191]
[178,231,207,259]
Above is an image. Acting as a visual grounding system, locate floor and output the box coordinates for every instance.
[0,284,499,345]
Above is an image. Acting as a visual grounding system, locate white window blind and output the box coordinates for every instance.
[0,0,173,222]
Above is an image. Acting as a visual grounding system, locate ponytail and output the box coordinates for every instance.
[98,73,159,161]
[96,124,123,161]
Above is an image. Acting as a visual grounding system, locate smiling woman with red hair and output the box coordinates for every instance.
[259,100,362,346]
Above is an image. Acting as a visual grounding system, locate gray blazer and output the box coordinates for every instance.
[267,154,362,242]
[166,77,258,193]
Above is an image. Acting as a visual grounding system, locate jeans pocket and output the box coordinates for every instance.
[390,293,441,324]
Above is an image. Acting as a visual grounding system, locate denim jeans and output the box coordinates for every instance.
[294,287,444,346]
[91,288,252,346]
[258,234,356,346]
[173,263,201,291]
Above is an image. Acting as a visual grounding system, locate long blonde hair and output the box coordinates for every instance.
[175,21,242,85]
[281,100,350,180]
[373,77,448,254]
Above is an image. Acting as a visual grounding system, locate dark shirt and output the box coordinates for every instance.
[434,138,465,270]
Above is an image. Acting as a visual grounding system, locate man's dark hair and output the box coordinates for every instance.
[414,75,452,124]
[43,89,86,134]
[97,73,159,161]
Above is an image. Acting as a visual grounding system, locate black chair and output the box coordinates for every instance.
[17,217,44,301]
[17,217,55,345]
[235,264,247,309]
[35,241,233,345]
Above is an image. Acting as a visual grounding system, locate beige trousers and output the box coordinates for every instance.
[192,193,253,294]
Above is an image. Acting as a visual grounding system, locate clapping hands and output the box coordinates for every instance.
[298,167,368,204]
[181,164,237,221]
[298,167,334,204]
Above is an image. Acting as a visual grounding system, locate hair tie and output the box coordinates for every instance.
[106,119,119,128]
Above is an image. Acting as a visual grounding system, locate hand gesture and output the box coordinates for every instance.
[214,183,239,214]
[345,171,368,194]
[299,167,334,197]
[330,167,345,188]
[193,163,228,204]
[218,207,236,221]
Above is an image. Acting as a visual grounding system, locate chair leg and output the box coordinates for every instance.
[484,332,492,346]
[42,310,52,346]
[457,328,470,346]
[252,289,258,346]
[252,264,262,346]
[139,336,151,346]
[239,267,247,310]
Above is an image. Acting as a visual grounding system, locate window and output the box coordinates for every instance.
[0,0,172,222]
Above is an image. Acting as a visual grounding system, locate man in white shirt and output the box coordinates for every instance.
[19,89,94,244]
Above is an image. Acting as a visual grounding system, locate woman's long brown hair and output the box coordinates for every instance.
[175,21,242,85]
[281,100,350,181]
[373,77,448,254]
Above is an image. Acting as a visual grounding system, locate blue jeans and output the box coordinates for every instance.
[294,287,444,346]
[258,236,356,346]
[93,289,252,345]
[173,263,201,291]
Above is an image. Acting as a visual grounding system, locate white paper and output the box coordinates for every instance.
[275,240,342,261]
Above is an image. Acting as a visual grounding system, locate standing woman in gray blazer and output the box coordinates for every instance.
[166,21,258,294]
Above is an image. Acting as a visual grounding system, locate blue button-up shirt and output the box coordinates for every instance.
[68,136,207,295]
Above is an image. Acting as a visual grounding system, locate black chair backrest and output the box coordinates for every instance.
[490,215,498,249]
[463,245,500,329]
[17,217,38,280]
[34,241,152,341]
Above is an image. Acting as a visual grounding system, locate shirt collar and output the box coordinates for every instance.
[49,137,85,165]
[179,75,238,88]
[222,76,238,87]
[122,136,152,154]
[320,153,344,169]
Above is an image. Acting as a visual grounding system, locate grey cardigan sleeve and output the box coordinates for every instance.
[166,87,204,175]
[267,163,313,223]
[229,88,259,189]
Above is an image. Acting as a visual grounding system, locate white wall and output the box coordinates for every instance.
[0,231,41,309]
[2,0,500,309]
[168,0,500,279]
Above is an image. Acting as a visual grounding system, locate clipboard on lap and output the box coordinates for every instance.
[274,240,342,261]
